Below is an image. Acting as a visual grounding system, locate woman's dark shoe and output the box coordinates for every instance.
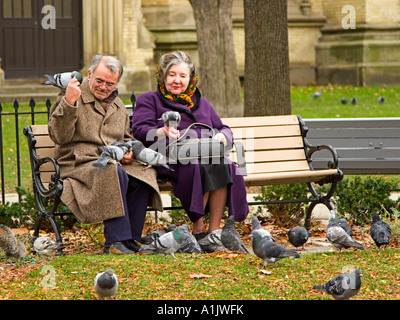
[104,242,136,255]
[193,232,208,241]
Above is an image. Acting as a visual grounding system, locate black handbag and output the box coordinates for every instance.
[167,123,229,164]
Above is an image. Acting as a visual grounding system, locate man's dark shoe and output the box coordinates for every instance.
[104,242,136,255]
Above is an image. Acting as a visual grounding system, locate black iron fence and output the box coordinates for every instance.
[0,96,135,204]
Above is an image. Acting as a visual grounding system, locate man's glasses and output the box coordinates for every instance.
[94,78,116,89]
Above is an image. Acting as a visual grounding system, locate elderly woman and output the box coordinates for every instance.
[131,51,248,239]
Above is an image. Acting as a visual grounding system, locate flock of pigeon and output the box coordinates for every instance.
[312,90,386,105]
[84,210,391,300]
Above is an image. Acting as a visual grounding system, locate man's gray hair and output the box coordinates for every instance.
[159,51,195,81]
[89,55,124,81]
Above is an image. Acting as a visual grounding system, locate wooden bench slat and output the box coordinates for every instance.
[231,125,301,139]
[239,136,305,150]
[35,136,55,148]
[248,160,311,174]
[230,149,306,163]
[31,125,49,135]
[222,115,299,128]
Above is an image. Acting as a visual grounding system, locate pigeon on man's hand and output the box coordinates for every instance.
[250,230,300,267]
[251,216,275,242]
[139,225,190,259]
[312,268,362,300]
[33,237,60,256]
[92,141,131,168]
[197,229,225,253]
[221,215,249,253]
[370,213,391,248]
[140,224,176,245]
[326,211,364,252]
[130,139,174,171]
[94,269,118,300]
[158,111,181,128]
[42,71,83,92]
[288,226,311,250]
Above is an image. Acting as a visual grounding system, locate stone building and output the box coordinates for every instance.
[0,0,399,92]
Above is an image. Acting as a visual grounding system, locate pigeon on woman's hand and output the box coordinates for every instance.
[158,111,181,128]
[250,230,300,267]
[288,226,311,250]
[312,268,362,300]
[42,71,83,92]
[33,237,60,256]
[94,269,118,300]
[370,213,391,248]
[221,215,249,253]
[251,216,275,242]
[139,225,190,259]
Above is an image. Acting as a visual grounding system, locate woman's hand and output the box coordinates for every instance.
[157,127,181,140]
[214,132,227,146]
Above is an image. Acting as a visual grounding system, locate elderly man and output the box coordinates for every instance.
[48,55,163,254]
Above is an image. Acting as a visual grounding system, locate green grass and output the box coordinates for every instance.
[1,248,399,300]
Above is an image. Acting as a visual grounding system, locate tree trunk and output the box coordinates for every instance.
[189,0,244,117]
[243,0,291,116]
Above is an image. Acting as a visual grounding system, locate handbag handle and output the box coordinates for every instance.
[166,122,216,150]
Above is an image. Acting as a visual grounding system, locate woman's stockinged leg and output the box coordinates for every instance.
[207,186,228,233]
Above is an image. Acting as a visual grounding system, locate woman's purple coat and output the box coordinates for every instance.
[131,89,249,222]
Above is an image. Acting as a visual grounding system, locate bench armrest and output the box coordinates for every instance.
[305,141,339,170]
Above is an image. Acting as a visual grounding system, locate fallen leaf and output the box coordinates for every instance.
[189,273,212,279]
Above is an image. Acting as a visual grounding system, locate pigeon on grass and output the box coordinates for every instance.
[221,215,249,253]
[250,230,300,267]
[139,225,191,259]
[370,213,391,248]
[140,224,176,245]
[312,268,362,300]
[197,229,226,253]
[33,237,60,257]
[251,216,275,242]
[177,225,203,254]
[288,226,311,250]
[42,71,83,91]
[326,211,364,252]
[94,269,118,300]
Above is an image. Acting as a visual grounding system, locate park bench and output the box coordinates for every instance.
[23,114,343,255]
[304,117,400,175]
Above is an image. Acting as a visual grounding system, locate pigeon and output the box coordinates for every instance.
[177,225,203,254]
[140,224,176,245]
[94,269,118,300]
[93,141,131,168]
[326,211,364,252]
[250,229,301,267]
[158,111,181,128]
[139,224,190,259]
[341,97,348,105]
[33,237,60,256]
[42,71,83,92]
[351,96,357,105]
[130,139,174,171]
[251,216,275,242]
[370,213,391,248]
[378,96,385,104]
[288,226,311,250]
[197,229,226,253]
[327,211,353,236]
[221,215,249,253]
[312,90,322,99]
[312,268,363,300]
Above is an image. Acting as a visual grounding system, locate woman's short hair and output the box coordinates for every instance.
[159,51,195,81]
[89,55,124,81]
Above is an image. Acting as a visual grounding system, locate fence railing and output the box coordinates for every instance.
[0,95,135,205]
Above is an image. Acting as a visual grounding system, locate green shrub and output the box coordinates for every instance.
[254,183,308,228]
[326,176,400,225]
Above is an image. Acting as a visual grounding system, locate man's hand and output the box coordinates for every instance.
[119,151,134,165]
[64,77,82,106]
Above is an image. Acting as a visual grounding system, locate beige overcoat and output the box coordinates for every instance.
[48,79,163,224]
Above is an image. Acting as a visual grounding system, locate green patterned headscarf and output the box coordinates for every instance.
[156,65,199,109]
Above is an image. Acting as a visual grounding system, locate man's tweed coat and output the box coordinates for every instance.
[48,79,163,224]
